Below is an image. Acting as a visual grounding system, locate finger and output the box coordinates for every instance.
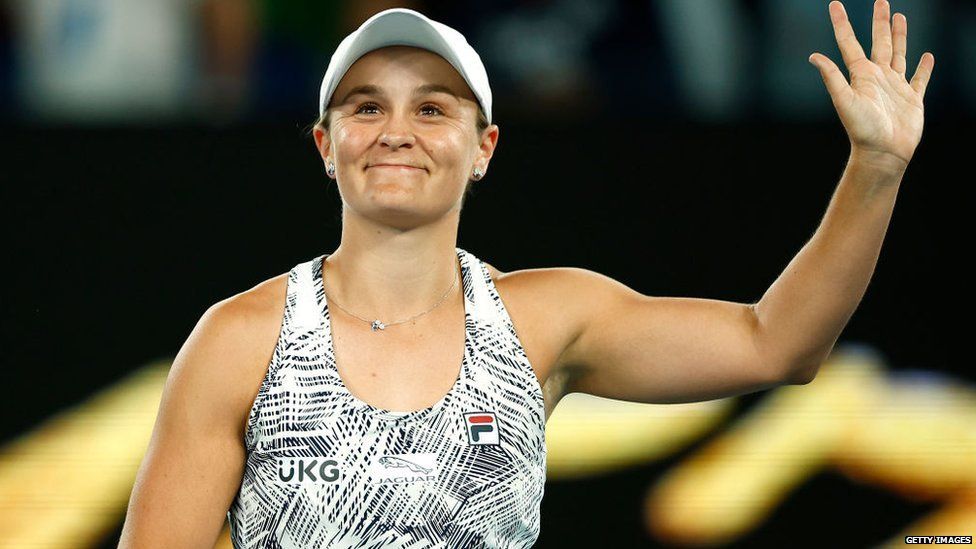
[870,0,893,66]
[891,13,907,75]
[809,52,853,107]
[829,1,868,70]
[910,52,935,99]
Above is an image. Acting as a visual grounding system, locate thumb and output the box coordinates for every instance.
[808,52,851,105]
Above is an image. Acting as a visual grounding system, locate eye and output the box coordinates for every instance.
[354,102,380,115]
[420,104,444,116]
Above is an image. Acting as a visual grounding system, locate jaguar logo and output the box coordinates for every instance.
[378,455,432,474]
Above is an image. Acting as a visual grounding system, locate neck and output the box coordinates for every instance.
[324,209,462,321]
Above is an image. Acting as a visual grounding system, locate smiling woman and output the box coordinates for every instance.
[119,7,548,549]
[118,2,935,548]
[312,48,493,213]
[314,45,497,226]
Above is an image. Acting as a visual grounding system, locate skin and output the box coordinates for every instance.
[119,2,933,545]
[307,46,498,322]
[808,1,932,169]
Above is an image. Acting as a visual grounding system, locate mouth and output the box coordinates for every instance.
[367,164,426,172]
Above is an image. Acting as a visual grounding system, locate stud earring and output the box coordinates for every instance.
[326,160,336,178]
[472,167,484,180]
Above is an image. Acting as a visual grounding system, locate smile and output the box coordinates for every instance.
[368,164,425,172]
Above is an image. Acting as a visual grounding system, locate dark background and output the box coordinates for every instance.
[2,0,971,546]
[4,118,966,548]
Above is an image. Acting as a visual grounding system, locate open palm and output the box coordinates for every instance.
[809,0,934,169]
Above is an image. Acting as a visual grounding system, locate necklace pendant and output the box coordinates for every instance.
[371,320,386,332]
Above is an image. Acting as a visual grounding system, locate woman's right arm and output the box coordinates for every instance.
[119,293,281,548]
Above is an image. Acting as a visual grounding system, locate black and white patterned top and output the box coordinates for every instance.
[228,247,547,548]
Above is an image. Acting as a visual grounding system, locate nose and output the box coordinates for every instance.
[378,113,416,150]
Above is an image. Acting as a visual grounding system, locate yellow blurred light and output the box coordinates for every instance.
[834,378,976,501]
[644,348,890,545]
[545,392,734,480]
[0,361,170,547]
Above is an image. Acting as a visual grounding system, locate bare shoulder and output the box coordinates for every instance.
[482,261,505,279]
[487,263,626,328]
[180,271,289,435]
[119,272,289,545]
[482,262,626,385]
[212,272,289,335]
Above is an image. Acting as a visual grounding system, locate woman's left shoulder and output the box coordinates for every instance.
[484,265,596,396]
[482,261,504,280]
[487,264,591,306]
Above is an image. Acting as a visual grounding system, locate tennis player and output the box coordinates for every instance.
[119,2,933,547]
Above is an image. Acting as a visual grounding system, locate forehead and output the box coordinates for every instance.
[332,46,477,103]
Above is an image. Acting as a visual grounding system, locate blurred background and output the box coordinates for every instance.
[2,0,973,547]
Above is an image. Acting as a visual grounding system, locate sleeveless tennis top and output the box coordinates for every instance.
[228,247,547,548]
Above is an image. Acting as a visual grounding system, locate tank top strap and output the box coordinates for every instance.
[458,248,505,325]
[281,255,326,332]
[242,256,320,451]
[459,247,545,403]
[459,247,513,330]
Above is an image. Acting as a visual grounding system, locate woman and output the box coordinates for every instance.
[120,3,933,547]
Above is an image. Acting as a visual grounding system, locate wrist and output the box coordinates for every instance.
[849,147,909,177]
[844,149,906,202]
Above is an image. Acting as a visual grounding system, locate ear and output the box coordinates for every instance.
[313,125,332,168]
[475,124,500,175]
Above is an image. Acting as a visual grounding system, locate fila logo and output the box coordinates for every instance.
[464,412,500,445]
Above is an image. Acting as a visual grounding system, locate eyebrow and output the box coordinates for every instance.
[336,84,461,106]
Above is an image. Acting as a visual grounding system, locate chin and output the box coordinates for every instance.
[349,194,459,227]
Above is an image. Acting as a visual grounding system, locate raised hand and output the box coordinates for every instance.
[809,0,934,170]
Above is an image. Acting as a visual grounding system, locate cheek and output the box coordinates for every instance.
[333,127,373,162]
[426,136,476,171]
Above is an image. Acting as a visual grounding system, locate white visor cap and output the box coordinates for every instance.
[318,8,492,125]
